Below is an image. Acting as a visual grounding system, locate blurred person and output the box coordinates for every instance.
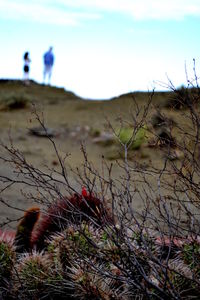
[23,51,31,85]
[43,46,54,85]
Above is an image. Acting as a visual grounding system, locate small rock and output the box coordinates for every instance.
[28,126,56,138]
[93,132,115,146]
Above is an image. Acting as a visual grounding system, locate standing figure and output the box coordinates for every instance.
[43,46,54,85]
[23,52,31,85]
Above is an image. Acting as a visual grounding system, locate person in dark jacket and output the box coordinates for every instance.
[23,51,31,85]
[43,46,54,84]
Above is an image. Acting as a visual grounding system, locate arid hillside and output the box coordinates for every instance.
[0,80,192,228]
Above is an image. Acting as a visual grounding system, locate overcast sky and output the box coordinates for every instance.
[0,0,200,99]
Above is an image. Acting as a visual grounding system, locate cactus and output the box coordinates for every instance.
[31,190,113,251]
[14,207,40,253]
[0,236,16,298]
[68,262,127,300]
[12,251,63,299]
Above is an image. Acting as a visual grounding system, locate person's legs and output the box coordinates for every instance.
[43,65,52,84]
[43,65,48,83]
[48,66,52,84]
[23,71,30,85]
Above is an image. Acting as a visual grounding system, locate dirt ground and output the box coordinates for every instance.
[0,80,188,229]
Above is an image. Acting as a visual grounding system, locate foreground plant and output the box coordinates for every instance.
[0,237,16,298]
[11,251,63,299]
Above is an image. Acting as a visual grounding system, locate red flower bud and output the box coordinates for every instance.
[82,186,88,197]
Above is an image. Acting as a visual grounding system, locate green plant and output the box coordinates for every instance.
[117,125,147,150]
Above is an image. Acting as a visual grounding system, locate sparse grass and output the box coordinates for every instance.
[0,92,31,110]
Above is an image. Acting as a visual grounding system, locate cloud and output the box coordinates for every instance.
[54,0,200,20]
[0,0,101,26]
[0,0,200,26]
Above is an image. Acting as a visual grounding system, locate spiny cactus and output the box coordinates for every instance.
[14,207,40,253]
[0,236,16,299]
[2,186,200,299]
[30,189,114,251]
[47,222,121,269]
[47,223,150,299]
[2,220,200,299]
[11,251,63,299]
[182,241,200,280]
[68,262,127,300]
[12,188,113,253]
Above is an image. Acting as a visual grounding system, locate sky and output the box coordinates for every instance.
[0,0,200,99]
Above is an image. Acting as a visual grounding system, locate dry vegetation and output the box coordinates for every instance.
[0,73,200,299]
